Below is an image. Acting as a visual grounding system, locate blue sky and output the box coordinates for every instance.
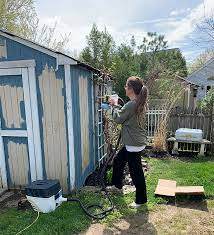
[35,0,214,62]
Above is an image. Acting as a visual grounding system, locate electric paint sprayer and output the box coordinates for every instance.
[16,93,123,234]
[101,94,123,110]
[24,93,123,214]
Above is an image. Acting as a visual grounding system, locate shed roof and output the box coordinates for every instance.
[0,29,112,78]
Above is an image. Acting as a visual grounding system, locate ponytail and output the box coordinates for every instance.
[136,85,148,114]
[127,76,148,127]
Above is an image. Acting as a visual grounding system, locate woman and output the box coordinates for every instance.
[109,76,148,208]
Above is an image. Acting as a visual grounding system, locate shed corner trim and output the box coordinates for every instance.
[64,64,76,190]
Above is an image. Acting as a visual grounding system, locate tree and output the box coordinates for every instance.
[33,23,71,52]
[112,33,187,100]
[156,48,187,77]
[80,24,115,71]
[112,44,140,99]
[137,33,186,76]
[80,28,187,101]
[130,35,136,50]
[200,88,214,152]
[137,32,169,81]
[0,0,37,39]
[136,33,187,99]
[0,0,71,51]
[190,12,214,74]
[200,88,214,113]
[81,24,101,68]
[195,13,214,50]
[138,32,168,53]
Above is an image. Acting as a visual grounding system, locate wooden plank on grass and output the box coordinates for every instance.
[155,179,177,197]
[175,186,204,195]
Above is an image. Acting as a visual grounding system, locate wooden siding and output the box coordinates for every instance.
[79,76,90,171]
[0,168,3,188]
[0,34,101,190]
[0,74,29,188]
[4,137,29,188]
[0,75,26,129]
[70,66,95,188]
[0,39,7,59]
[39,65,68,191]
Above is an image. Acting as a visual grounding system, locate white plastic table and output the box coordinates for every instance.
[167,137,211,156]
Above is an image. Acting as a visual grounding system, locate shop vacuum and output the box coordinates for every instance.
[24,140,119,219]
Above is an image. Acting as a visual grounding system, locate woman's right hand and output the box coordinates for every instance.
[109,98,115,106]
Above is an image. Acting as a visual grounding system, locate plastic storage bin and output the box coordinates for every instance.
[175,128,203,142]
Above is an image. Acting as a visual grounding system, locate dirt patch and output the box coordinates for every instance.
[0,190,29,211]
[82,200,214,235]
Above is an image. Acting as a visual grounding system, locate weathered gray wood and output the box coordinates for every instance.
[38,66,68,192]
[168,113,212,141]
[79,76,90,171]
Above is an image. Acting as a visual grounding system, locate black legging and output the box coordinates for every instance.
[112,146,147,204]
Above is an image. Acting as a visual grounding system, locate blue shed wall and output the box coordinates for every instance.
[0,35,70,191]
[0,34,97,191]
[70,66,95,188]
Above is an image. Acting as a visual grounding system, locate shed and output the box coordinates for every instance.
[0,30,112,192]
[174,75,199,110]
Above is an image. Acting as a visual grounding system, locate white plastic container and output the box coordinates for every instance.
[175,128,203,142]
[110,94,118,105]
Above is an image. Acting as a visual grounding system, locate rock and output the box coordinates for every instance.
[123,185,135,194]
[148,152,157,158]
[171,149,179,156]
[142,162,148,167]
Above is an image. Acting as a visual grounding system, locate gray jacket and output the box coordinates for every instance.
[112,100,147,146]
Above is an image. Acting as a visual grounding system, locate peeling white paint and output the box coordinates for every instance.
[0,40,7,59]
[39,65,68,191]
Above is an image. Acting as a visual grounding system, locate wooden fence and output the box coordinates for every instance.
[168,113,212,141]
[147,108,213,141]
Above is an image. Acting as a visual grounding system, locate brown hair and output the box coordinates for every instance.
[127,76,148,114]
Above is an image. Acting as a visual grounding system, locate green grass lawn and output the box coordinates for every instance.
[0,156,213,235]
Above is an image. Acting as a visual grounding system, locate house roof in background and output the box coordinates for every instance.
[187,57,214,81]
[175,74,199,87]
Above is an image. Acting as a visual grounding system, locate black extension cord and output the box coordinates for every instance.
[66,97,125,219]
[67,133,122,219]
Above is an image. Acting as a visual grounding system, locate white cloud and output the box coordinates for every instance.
[36,1,148,52]
[35,0,151,52]
[131,17,181,25]
[35,0,214,61]
[38,15,90,53]
[170,8,191,16]
[166,0,214,45]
